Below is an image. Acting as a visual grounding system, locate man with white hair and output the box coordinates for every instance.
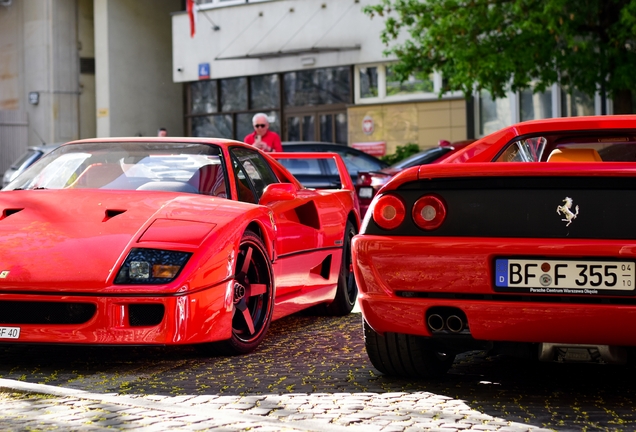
[243,113,283,152]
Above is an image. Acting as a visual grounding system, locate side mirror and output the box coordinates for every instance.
[259,183,298,206]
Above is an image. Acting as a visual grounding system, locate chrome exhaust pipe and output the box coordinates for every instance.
[446,315,464,333]
[427,314,445,332]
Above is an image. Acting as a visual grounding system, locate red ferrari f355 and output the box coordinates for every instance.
[0,138,359,354]
[353,115,636,377]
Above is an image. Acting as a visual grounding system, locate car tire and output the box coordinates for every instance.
[207,230,274,355]
[320,220,358,316]
[363,319,455,379]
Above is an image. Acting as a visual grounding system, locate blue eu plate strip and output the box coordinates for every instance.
[495,259,508,287]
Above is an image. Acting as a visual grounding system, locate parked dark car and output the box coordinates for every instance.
[2,144,61,188]
[356,140,476,217]
[280,141,389,189]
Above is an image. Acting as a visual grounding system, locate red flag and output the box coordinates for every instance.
[187,0,196,38]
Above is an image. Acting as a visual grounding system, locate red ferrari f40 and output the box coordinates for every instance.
[0,138,359,354]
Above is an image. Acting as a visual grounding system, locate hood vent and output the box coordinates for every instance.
[103,209,126,222]
[1,208,23,220]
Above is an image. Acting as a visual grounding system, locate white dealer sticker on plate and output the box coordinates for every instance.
[0,327,20,339]
[495,258,636,295]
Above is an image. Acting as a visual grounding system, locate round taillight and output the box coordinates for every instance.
[412,195,446,230]
[373,194,406,230]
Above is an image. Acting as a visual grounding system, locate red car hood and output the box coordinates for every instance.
[0,189,232,290]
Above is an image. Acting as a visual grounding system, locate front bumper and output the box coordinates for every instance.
[352,235,636,346]
[0,281,233,345]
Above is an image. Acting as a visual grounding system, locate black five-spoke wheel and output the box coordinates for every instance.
[323,220,358,316]
[219,230,274,355]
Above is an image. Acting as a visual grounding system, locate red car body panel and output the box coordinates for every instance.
[0,138,359,346]
[355,235,636,346]
[444,115,636,164]
[356,140,475,217]
[353,115,636,363]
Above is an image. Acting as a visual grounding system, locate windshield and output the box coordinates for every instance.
[3,142,227,196]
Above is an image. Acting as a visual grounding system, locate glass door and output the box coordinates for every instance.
[284,108,347,144]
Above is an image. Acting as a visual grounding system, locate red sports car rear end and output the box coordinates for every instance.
[353,115,636,378]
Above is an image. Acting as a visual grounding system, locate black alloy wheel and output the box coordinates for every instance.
[323,220,358,316]
[217,230,274,355]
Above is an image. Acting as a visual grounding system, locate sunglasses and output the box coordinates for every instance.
[254,124,267,128]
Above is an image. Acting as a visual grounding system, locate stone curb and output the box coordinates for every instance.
[0,378,368,432]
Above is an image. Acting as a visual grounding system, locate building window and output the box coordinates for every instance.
[354,63,460,104]
[359,67,378,98]
[561,89,595,117]
[520,87,553,121]
[250,74,280,110]
[475,85,604,138]
[386,66,434,96]
[221,77,248,112]
[282,67,350,144]
[188,74,280,140]
[191,80,218,115]
[479,91,512,136]
[192,114,232,138]
[284,67,351,107]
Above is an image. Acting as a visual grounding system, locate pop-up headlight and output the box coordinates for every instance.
[115,248,192,284]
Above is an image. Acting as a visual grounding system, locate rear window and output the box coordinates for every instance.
[494,133,636,162]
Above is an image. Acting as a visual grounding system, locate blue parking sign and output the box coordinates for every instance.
[198,63,210,80]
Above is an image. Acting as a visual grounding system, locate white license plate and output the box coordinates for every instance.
[495,258,636,294]
[358,187,373,199]
[0,327,20,339]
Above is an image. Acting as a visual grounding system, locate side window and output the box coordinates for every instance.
[495,137,547,162]
[230,147,279,203]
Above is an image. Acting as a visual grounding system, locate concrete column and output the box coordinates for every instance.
[94,0,183,138]
[23,0,80,144]
[0,0,80,146]
[94,0,110,137]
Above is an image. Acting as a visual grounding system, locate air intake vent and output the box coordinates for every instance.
[0,301,96,324]
[103,209,126,222]
[1,208,23,220]
[129,304,165,326]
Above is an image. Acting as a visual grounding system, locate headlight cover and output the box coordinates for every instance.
[114,248,192,284]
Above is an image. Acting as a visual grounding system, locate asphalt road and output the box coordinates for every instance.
[0,311,635,431]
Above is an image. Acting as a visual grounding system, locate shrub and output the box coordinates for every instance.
[380,143,420,165]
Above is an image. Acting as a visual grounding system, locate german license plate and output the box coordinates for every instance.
[495,258,636,295]
[0,327,20,339]
[358,187,373,199]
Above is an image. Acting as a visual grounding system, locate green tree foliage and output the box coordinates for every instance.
[365,0,636,113]
[381,143,421,164]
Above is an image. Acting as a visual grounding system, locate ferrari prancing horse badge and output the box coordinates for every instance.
[556,197,579,227]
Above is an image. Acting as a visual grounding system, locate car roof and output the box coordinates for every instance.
[446,115,636,163]
[282,141,389,164]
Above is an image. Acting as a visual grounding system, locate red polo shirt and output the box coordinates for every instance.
[243,130,283,152]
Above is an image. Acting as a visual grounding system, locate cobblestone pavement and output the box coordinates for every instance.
[0,312,635,431]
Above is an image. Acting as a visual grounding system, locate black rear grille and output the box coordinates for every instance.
[0,301,96,324]
[128,304,164,327]
[365,176,636,239]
